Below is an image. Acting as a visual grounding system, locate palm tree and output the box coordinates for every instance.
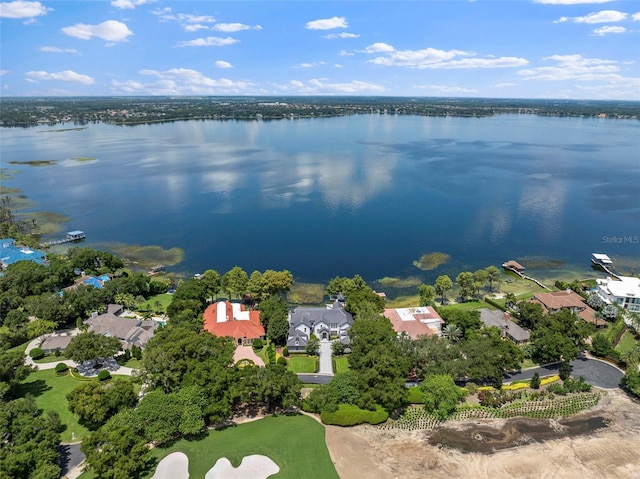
[442,323,462,342]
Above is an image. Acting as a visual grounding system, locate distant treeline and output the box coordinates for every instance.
[1,96,638,127]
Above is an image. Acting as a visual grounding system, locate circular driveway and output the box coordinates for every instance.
[504,356,624,389]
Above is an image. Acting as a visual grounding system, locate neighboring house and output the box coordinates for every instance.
[478,308,530,344]
[0,238,48,269]
[596,276,640,313]
[40,334,73,354]
[203,301,265,346]
[383,306,443,340]
[63,274,112,291]
[287,299,354,351]
[531,290,606,327]
[85,304,158,349]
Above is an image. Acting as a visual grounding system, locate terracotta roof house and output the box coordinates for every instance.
[203,301,265,346]
[287,300,354,351]
[0,238,48,269]
[479,308,530,344]
[531,290,606,328]
[596,276,640,313]
[383,306,443,339]
[85,305,158,349]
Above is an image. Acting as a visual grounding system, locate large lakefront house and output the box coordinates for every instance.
[203,301,265,346]
[383,306,444,340]
[287,299,354,351]
[0,238,48,269]
[596,276,640,313]
[531,290,606,327]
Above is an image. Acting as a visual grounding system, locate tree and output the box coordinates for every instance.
[82,420,151,479]
[259,295,288,332]
[439,309,482,340]
[65,332,121,364]
[461,327,523,387]
[517,301,544,329]
[590,333,616,358]
[0,350,33,400]
[559,360,572,381]
[530,372,541,389]
[434,275,453,305]
[331,340,346,356]
[473,269,488,296]
[442,323,462,342]
[26,318,57,340]
[602,304,619,321]
[485,266,501,292]
[306,335,320,356]
[263,297,290,346]
[201,269,221,301]
[326,274,367,297]
[0,397,62,479]
[222,266,249,300]
[455,271,475,302]
[418,284,436,307]
[531,309,590,364]
[348,314,409,411]
[420,374,467,419]
[247,270,265,304]
[261,269,294,297]
[67,379,137,430]
[504,292,517,310]
[586,293,604,310]
[345,288,385,317]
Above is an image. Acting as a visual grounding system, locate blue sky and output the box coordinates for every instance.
[1,0,639,99]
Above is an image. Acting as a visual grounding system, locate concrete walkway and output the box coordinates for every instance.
[318,339,333,375]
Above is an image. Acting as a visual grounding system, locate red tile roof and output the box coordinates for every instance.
[203,302,265,341]
[383,308,439,339]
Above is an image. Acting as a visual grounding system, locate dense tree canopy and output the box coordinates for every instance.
[65,331,122,364]
[531,309,591,364]
[67,380,137,430]
[421,374,467,419]
[222,266,249,300]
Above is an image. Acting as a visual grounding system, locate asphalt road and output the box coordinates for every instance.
[504,356,624,389]
[297,373,333,385]
[59,443,85,477]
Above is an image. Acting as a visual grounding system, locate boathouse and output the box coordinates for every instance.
[66,230,86,241]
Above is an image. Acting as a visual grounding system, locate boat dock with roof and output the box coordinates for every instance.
[41,230,86,247]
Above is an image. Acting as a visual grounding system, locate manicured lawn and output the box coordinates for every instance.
[385,294,420,308]
[520,358,540,370]
[615,331,638,355]
[34,354,67,364]
[16,369,90,442]
[148,415,339,479]
[334,356,350,374]
[288,355,317,373]
[439,300,494,312]
[137,293,173,314]
[6,340,30,355]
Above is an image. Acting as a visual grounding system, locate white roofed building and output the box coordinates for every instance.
[596,276,640,313]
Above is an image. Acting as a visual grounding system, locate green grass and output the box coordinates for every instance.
[334,356,350,374]
[149,415,338,479]
[287,282,326,305]
[288,355,317,373]
[520,358,540,369]
[615,331,638,355]
[137,293,173,314]
[34,354,67,364]
[385,294,420,308]
[6,340,30,355]
[16,369,90,442]
[439,300,493,312]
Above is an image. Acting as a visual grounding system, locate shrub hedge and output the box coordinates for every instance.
[54,363,68,374]
[97,370,111,381]
[29,347,44,360]
[321,404,389,426]
[407,387,424,404]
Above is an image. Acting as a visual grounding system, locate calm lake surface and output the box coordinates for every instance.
[1,114,639,284]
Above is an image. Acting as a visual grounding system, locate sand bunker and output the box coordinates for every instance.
[151,452,189,479]
[205,455,279,479]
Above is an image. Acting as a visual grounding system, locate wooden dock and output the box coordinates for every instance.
[41,230,86,248]
[502,262,551,290]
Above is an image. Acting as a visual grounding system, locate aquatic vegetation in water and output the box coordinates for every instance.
[106,243,185,269]
[376,276,422,288]
[0,186,22,195]
[287,282,325,305]
[518,257,565,269]
[412,252,451,271]
[0,169,20,181]
[9,160,57,167]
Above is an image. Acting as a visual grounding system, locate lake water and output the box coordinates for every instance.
[1,114,639,285]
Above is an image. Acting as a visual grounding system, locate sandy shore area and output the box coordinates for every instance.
[325,389,640,479]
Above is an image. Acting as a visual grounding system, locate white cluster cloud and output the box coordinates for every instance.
[324,32,359,39]
[418,85,478,94]
[214,60,233,69]
[153,7,216,31]
[294,61,328,69]
[0,0,50,18]
[518,54,640,98]
[62,20,133,42]
[281,78,384,94]
[111,0,155,9]
[632,12,640,21]
[365,44,528,69]
[111,68,253,95]
[592,25,627,35]
[40,46,79,53]
[177,36,238,47]
[306,16,348,30]
[556,10,627,23]
[213,23,261,32]
[25,70,95,84]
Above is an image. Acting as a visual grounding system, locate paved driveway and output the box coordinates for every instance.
[318,340,333,374]
[297,374,333,384]
[504,356,624,389]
